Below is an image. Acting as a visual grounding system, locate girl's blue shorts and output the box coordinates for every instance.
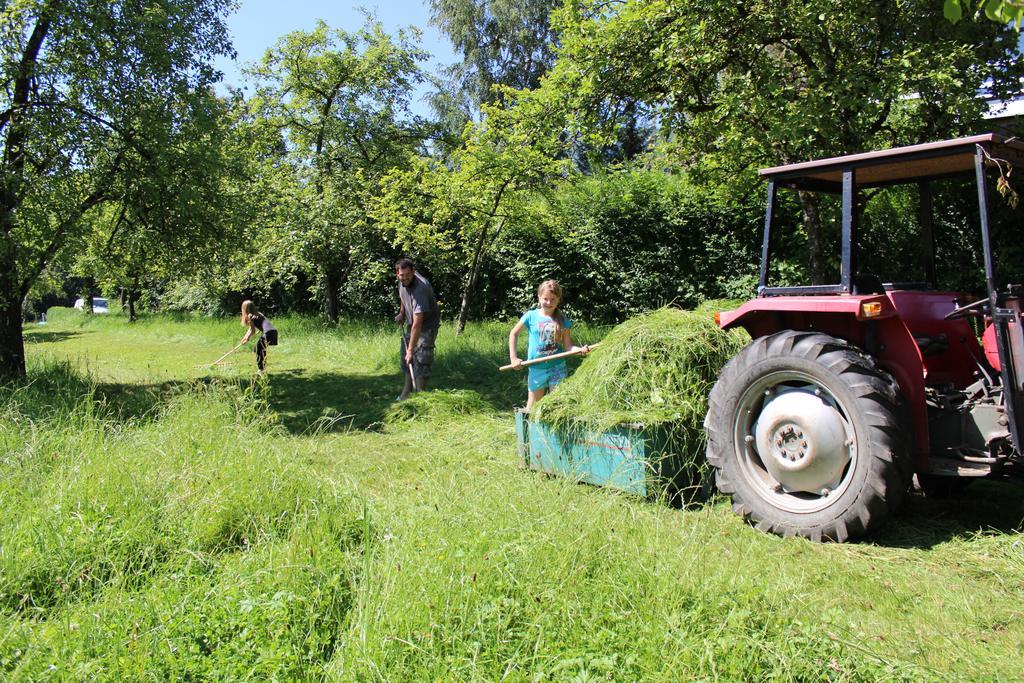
[527,360,568,391]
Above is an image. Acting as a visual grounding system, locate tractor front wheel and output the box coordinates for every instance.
[705,331,911,541]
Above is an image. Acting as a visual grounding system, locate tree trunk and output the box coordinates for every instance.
[455,180,513,334]
[798,191,826,285]
[127,276,139,322]
[456,220,493,335]
[456,271,478,336]
[0,246,26,380]
[0,13,50,381]
[0,197,25,381]
[324,269,340,324]
[0,298,24,382]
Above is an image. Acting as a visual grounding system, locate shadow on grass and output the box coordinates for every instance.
[18,350,1024,545]
[82,344,527,435]
[19,327,581,453]
[267,369,397,432]
[23,330,84,344]
[873,479,1024,548]
[266,344,525,433]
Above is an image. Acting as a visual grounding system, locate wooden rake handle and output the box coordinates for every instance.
[500,342,601,371]
[196,340,246,368]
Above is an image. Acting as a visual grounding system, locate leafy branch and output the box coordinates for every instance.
[981,146,1020,209]
[944,0,1024,29]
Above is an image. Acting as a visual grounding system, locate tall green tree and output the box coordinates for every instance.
[79,91,239,321]
[377,86,569,333]
[428,0,563,152]
[0,0,233,379]
[547,0,1024,283]
[430,0,562,109]
[428,0,650,170]
[243,19,427,323]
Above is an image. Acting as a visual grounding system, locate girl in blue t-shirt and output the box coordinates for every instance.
[508,279,590,410]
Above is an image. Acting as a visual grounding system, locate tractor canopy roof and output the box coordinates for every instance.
[759,133,1024,192]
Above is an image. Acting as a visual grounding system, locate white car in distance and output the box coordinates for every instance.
[73,297,110,314]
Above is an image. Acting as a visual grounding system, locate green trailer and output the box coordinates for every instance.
[515,409,700,499]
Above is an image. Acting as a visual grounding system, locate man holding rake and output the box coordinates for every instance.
[394,258,439,400]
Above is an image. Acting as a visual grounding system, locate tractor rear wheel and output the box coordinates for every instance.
[705,331,911,541]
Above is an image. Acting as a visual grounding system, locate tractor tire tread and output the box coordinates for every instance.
[705,330,912,541]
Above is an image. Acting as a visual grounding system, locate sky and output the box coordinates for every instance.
[212,0,458,116]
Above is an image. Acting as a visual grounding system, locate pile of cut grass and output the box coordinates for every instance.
[384,389,493,425]
[534,306,748,493]
[536,306,748,430]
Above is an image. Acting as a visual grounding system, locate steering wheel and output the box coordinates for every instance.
[944,296,990,321]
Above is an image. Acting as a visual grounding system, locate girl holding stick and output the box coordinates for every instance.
[508,280,590,411]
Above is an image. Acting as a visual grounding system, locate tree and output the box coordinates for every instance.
[0,0,233,379]
[430,0,563,109]
[546,0,1024,283]
[79,90,238,321]
[243,19,428,323]
[509,169,761,322]
[429,0,652,165]
[376,86,569,333]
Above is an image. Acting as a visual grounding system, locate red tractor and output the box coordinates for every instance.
[705,134,1024,541]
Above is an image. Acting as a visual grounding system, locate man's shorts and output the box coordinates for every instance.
[401,329,436,379]
[527,359,567,391]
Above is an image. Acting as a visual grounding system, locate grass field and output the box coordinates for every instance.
[3,308,1023,680]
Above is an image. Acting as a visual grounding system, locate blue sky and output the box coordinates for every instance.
[213,0,458,115]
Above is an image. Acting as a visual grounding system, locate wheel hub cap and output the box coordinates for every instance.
[754,388,850,494]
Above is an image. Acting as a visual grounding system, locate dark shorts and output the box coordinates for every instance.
[401,329,436,379]
[256,329,278,352]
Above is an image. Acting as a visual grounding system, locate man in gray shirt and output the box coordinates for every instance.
[394,258,440,399]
